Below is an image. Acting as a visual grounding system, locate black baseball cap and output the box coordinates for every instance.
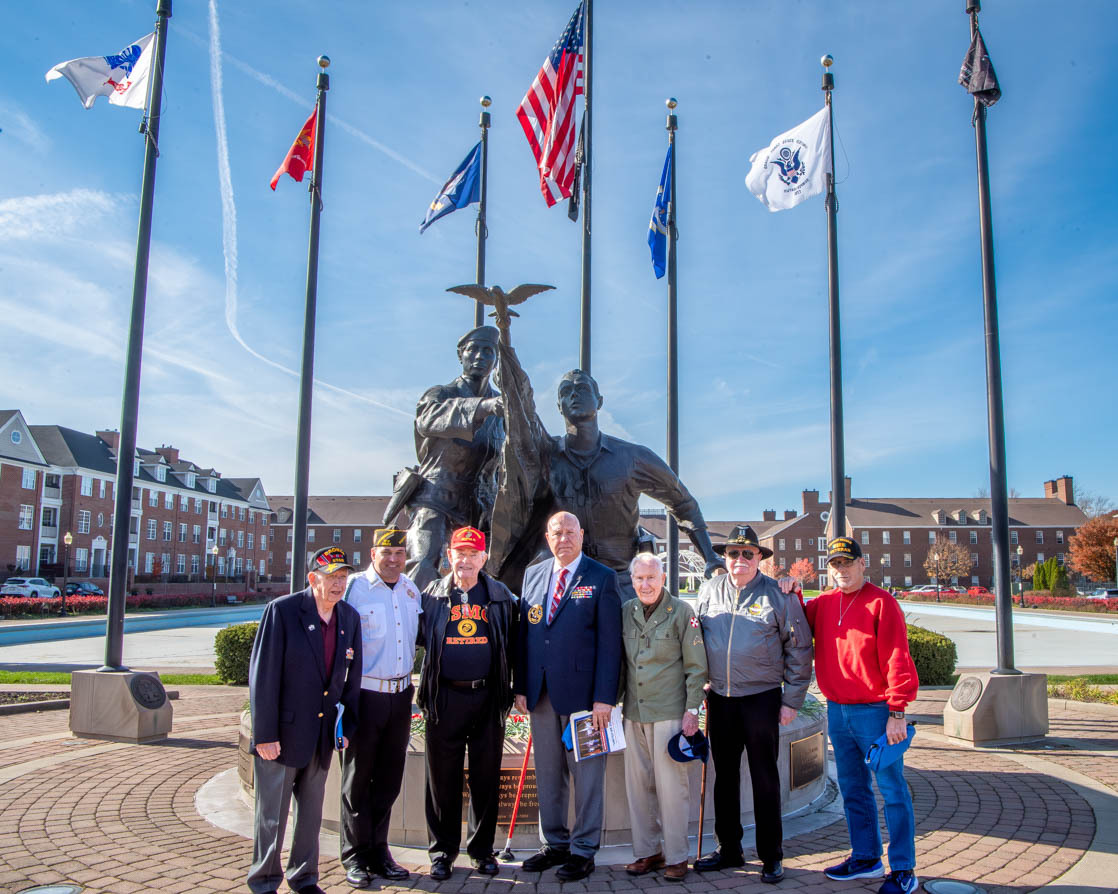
[826,537,863,564]
[309,546,354,575]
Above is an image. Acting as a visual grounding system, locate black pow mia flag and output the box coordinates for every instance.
[959,28,1001,107]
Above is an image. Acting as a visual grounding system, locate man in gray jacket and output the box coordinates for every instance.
[693,525,812,884]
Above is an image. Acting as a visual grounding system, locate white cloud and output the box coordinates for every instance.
[0,189,131,241]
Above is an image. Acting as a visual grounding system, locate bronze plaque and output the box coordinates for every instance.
[462,767,539,824]
[790,731,825,790]
[950,676,984,712]
[129,673,167,709]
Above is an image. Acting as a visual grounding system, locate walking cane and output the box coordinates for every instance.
[498,733,533,861]
[695,699,709,862]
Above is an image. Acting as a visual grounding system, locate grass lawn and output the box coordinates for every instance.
[0,670,228,686]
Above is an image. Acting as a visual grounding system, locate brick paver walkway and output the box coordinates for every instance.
[0,685,1114,894]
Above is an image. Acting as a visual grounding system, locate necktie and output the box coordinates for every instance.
[548,568,568,623]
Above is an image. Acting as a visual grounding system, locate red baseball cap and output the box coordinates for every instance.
[449,527,486,552]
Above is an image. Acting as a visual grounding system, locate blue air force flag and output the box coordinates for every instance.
[45,33,156,110]
[648,143,673,279]
[745,106,830,212]
[420,142,483,234]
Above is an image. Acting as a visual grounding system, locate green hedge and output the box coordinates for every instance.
[907,624,957,685]
[214,622,259,685]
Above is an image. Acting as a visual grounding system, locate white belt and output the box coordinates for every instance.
[362,676,411,693]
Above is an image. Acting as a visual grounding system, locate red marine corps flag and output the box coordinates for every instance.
[516,2,585,206]
[270,109,316,190]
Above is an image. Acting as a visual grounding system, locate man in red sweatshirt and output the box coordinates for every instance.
[804,537,919,894]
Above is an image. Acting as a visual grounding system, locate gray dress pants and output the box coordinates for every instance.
[529,690,606,858]
[248,749,331,893]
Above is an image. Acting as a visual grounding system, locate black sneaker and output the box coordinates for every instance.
[824,856,885,881]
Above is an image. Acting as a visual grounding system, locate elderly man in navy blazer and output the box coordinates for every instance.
[247,546,363,894]
[514,511,623,881]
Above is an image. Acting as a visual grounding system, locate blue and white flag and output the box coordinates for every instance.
[45,33,155,110]
[419,142,482,234]
[648,142,672,279]
[745,106,830,212]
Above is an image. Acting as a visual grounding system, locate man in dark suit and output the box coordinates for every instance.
[514,511,623,881]
[247,546,362,894]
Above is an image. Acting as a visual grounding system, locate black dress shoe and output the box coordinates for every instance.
[521,846,570,872]
[694,849,745,872]
[471,855,500,876]
[293,886,327,894]
[371,854,410,881]
[429,858,453,881]
[761,860,784,883]
[345,864,373,888]
[556,854,595,881]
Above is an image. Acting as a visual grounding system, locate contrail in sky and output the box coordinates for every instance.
[206,0,410,419]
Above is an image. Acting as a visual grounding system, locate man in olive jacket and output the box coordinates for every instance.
[694,525,812,884]
[416,527,518,881]
[620,553,708,882]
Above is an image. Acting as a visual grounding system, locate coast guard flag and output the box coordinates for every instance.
[420,142,482,234]
[745,106,830,212]
[517,2,585,206]
[648,143,672,279]
[270,110,316,190]
[45,33,155,110]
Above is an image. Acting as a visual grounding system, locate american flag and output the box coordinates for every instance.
[516,2,585,207]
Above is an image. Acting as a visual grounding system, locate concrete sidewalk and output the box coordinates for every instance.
[0,686,1114,893]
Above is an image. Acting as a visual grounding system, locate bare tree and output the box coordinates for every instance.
[923,536,974,598]
[1075,488,1116,519]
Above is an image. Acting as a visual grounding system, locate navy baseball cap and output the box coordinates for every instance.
[668,729,709,763]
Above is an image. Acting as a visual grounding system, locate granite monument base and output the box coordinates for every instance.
[942,671,1048,747]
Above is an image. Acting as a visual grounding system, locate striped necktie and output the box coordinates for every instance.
[548,568,568,624]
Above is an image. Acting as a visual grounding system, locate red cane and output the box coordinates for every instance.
[498,733,532,861]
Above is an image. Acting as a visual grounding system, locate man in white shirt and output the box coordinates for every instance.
[339,527,423,888]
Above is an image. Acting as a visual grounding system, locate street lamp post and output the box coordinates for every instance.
[1016,545,1025,608]
[933,552,940,602]
[61,531,73,616]
[1113,537,1117,589]
[210,544,219,608]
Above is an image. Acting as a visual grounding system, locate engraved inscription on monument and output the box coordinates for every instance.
[462,767,538,824]
[129,673,168,710]
[790,731,825,790]
[950,676,984,712]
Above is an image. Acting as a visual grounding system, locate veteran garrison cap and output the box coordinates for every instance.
[310,546,354,575]
[826,536,863,563]
[456,326,500,350]
[372,527,407,548]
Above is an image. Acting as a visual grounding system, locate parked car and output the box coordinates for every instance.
[1087,588,1118,600]
[0,577,61,599]
[905,585,940,594]
[967,586,993,597]
[64,582,104,597]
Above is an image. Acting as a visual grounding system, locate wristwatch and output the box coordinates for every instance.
[888,710,905,719]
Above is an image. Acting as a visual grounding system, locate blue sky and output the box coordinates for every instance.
[1,0,1115,521]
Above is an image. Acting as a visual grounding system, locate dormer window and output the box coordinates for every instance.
[954,509,968,524]
[155,466,167,482]
[186,472,196,488]
[207,478,217,494]
[133,459,140,476]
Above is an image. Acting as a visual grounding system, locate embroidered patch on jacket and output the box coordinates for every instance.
[689,616,700,628]
[748,603,764,616]
[527,604,544,624]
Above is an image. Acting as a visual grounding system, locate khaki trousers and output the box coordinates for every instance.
[623,717,692,865]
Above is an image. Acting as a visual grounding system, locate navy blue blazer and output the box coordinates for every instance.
[514,554,622,715]
[248,588,362,768]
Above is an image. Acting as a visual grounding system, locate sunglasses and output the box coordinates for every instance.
[829,557,856,568]
[725,548,758,560]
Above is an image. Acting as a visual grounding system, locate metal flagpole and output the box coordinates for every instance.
[290,56,330,590]
[821,55,847,542]
[474,96,491,327]
[102,0,172,672]
[967,0,1015,674]
[665,98,679,596]
[578,0,593,372]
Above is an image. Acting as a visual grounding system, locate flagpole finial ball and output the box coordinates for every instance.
[480,96,492,108]
[318,55,330,69]
[666,97,677,110]
[821,54,834,69]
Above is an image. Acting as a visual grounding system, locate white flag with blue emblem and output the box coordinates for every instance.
[745,106,830,212]
[45,33,155,110]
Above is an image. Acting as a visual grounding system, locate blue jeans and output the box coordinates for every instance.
[827,701,916,872]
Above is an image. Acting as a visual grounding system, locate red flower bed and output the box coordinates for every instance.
[0,591,268,619]
[900,590,1118,613]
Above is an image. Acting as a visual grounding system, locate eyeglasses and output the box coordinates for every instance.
[725,548,758,560]
[829,557,856,568]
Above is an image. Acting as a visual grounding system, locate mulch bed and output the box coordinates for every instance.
[0,691,69,705]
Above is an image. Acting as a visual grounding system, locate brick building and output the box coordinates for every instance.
[268,496,405,583]
[0,410,273,587]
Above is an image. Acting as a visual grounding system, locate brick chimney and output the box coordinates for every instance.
[845,476,852,502]
[802,489,821,512]
[1045,475,1074,506]
[156,445,180,464]
[784,510,797,520]
[96,430,120,450]
[762,509,776,522]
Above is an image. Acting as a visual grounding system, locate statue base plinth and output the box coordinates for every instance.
[942,671,1048,747]
[69,669,172,743]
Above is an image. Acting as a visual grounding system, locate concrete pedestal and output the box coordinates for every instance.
[69,669,173,743]
[942,671,1048,747]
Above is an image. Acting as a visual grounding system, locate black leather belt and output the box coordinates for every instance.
[442,678,488,690]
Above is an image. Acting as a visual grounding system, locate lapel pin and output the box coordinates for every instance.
[308,623,315,631]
